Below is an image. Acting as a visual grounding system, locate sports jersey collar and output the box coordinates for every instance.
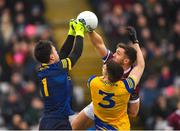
[42,63,49,66]
[124,67,131,74]
[39,63,49,71]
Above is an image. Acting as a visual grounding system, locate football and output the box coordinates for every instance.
[77,11,98,32]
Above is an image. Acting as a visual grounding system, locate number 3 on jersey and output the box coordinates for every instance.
[98,90,115,108]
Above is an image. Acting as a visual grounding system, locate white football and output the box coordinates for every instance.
[77,11,98,32]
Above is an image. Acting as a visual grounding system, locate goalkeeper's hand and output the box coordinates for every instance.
[68,19,76,36]
[126,26,139,44]
[73,21,85,37]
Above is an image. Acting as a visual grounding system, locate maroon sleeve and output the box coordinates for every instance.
[167,112,177,129]
[123,67,140,101]
[102,49,113,64]
[129,85,140,101]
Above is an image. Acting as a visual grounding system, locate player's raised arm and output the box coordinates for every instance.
[128,97,140,117]
[126,27,145,87]
[67,21,85,68]
[88,31,108,58]
[59,19,76,59]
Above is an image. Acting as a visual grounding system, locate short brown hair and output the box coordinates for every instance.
[106,59,124,83]
[116,43,137,65]
[34,40,53,63]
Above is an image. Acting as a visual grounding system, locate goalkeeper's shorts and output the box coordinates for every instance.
[39,117,72,130]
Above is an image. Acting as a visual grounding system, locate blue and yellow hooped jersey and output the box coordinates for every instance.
[88,76,136,130]
[37,58,74,119]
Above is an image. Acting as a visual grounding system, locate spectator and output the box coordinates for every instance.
[167,100,180,130]
[157,65,174,89]
[170,50,180,76]
[0,0,47,129]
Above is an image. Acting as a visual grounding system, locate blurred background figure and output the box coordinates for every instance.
[167,100,180,130]
[0,0,179,130]
[0,0,47,129]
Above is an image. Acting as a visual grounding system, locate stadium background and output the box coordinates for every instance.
[0,0,179,130]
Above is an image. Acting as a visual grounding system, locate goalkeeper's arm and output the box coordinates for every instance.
[59,35,75,59]
[68,36,83,67]
[59,19,76,59]
[68,21,85,67]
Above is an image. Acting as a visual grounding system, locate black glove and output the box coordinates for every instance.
[126,26,139,44]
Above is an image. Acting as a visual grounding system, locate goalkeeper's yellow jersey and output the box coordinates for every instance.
[88,75,136,130]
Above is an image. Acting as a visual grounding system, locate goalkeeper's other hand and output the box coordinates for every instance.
[73,21,85,37]
[126,26,139,44]
[68,19,76,36]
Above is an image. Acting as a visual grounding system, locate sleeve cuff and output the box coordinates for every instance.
[129,98,140,104]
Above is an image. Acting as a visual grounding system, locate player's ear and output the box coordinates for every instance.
[124,58,130,64]
[50,54,55,61]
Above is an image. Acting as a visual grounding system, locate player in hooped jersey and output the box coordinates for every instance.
[89,27,144,130]
[88,37,144,129]
[34,20,85,130]
[72,27,141,129]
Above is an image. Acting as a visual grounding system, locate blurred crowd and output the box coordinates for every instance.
[0,0,180,130]
[90,0,180,130]
[0,0,56,129]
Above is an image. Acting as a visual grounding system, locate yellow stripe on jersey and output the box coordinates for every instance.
[42,63,48,66]
[127,78,134,89]
[130,76,137,89]
[61,59,67,69]
[42,78,49,97]
[66,58,72,70]
[87,75,96,88]
[40,63,49,71]
[122,77,135,93]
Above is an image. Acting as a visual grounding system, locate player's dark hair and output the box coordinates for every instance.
[106,59,124,83]
[34,40,53,63]
[117,43,137,65]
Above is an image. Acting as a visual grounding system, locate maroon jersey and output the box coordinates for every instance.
[167,110,180,130]
[102,49,139,101]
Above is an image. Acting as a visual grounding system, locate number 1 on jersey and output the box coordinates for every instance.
[42,78,49,97]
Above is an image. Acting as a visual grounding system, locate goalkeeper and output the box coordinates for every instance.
[34,20,85,130]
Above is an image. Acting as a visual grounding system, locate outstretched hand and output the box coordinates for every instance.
[68,19,76,36]
[73,20,85,37]
[126,26,139,44]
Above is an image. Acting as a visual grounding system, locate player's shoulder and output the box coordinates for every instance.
[88,75,97,83]
[38,63,49,70]
[123,66,133,78]
[122,77,136,94]
[87,75,97,88]
[49,60,70,70]
[51,61,61,67]
[59,58,72,70]
[37,61,62,75]
[45,61,63,71]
